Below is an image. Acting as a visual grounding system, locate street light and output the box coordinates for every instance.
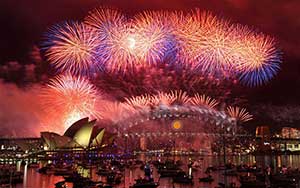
[124,134,129,154]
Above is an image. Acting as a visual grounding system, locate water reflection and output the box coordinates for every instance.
[12,155,300,188]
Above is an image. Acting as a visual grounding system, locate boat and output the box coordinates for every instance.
[271,174,298,188]
[223,169,238,176]
[28,162,39,168]
[199,175,214,183]
[130,178,159,188]
[38,164,73,175]
[172,171,193,185]
[38,166,53,174]
[72,178,98,188]
[158,168,182,177]
[239,175,265,188]
[54,168,74,176]
[157,161,182,177]
[96,166,116,176]
[63,172,85,182]
[106,172,122,185]
[55,181,67,188]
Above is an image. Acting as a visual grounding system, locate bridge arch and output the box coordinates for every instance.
[112,104,236,152]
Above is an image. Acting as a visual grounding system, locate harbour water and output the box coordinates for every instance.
[9,154,300,188]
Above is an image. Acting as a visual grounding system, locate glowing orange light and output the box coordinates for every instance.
[172,120,182,130]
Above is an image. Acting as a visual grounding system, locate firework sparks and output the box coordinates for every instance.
[85,7,126,32]
[236,33,281,86]
[43,21,101,75]
[176,10,235,73]
[96,22,169,70]
[166,90,190,105]
[43,8,281,86]
[174,9,281,84]
[124,94,153,110]
[37,8,285,133]
[151,91,177,106]
[40,74,101,131]
[132,11,175,62]
[226,106,253,123]
[190,94,219,109]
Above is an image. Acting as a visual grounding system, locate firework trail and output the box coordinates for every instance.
[151,91,178,106]
[40,74,101,131]
[226,106,253,123]
[190,94,219,109]
[85,8,126,33]
[43,21,100,75]
[124,94,153,110]
[123,90,217,110]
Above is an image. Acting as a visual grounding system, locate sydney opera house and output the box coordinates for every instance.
[41,118,107,150]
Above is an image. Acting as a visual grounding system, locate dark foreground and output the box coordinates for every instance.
[1,154,300,188]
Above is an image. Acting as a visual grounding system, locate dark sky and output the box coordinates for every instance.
[0,0,299,104]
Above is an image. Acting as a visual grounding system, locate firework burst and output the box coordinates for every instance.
[40,74,101,131]
[151,91,177,106]
[43,21,100,75]
[226,106,253,123]
[124,94,153,110]
[236,33,281,86]
[174,9,281,85]
[132,11,176,62]
[166,90,190,105]
[43,8,282,87]
[190,94,219,109]
[85,7,126,32]
[176,10,235,74]
[37,8,287,133]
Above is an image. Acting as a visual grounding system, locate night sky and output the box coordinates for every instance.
[0,0,299,135]
[1,0,299,103]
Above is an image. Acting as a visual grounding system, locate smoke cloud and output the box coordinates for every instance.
[0,80,46,137]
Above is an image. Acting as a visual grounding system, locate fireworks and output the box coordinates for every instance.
[38,7,285,131]
[43,21,100,75]
[190,94,219,109]
[174,9,281,85]
[176,10,235,73]
[124,94,153,110]
[84,8,126,32]
[151,91,178,106]
[40,74,101,130]
[226,106,253,123]
[43,8,282,87]
[123,91,218,110]
[85,9,171,71]
[131,12,175,63]
[237,34,281,86]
